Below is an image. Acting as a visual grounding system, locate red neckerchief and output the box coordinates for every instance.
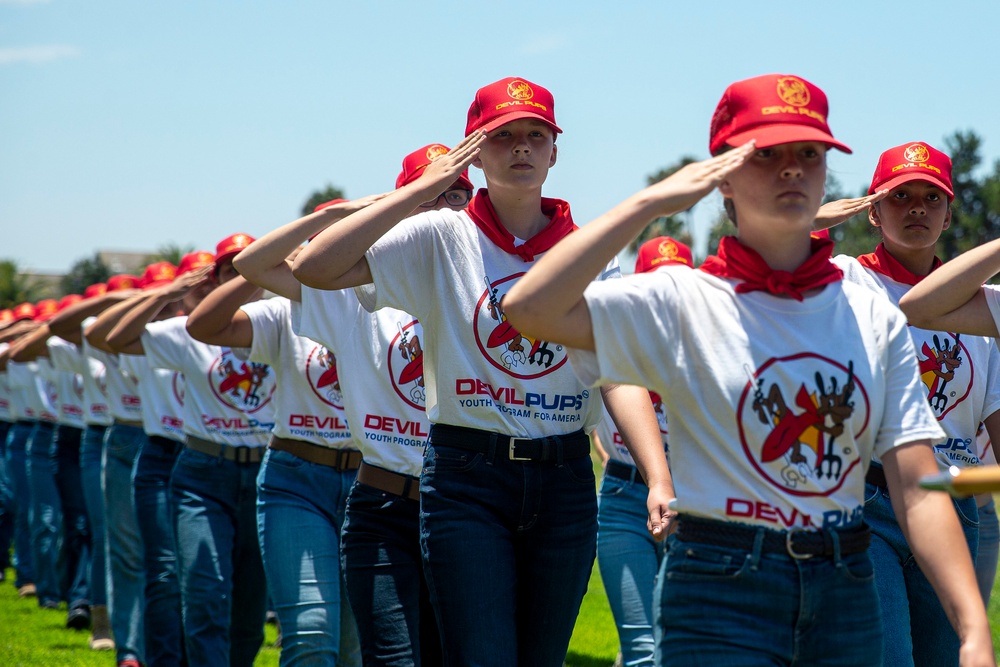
[466,189,577,262]
[856,243,942,286]
[700,236,843,301]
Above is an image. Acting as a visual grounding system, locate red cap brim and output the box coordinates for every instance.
[869,172,954,200]
[726,125,852,154]
[477,111,562,135]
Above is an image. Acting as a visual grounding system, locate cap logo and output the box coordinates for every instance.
[425,145,448,161]
[507,80,534,101]
[904,144,930,163]
[776,77,810,107]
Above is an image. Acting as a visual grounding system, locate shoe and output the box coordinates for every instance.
[117,659,142,667]
[17,583,36,598]
[89,605,115,651]
[66,605,91,630]
[265,609,278,625]
[40,599,60,610]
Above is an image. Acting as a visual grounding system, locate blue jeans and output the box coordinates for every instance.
[976,498,998,606]
[0,419,13,571]
[104,423,147,664]
[865,482,979,667]
[597,472,664,667]
[80,424,108,606]
[53,425,90,610]
[342,480,441,667]
[420,442,598,667]
[133,435,186,667]
[657,529,882,666]
[256,448,360,667]
[27,420,62,605]
[173,447,267,667]
[7,420,36,588]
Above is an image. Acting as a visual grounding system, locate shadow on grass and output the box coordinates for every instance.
[564,650,614,667]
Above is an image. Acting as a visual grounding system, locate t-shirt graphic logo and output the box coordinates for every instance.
[738,354,869,496]
[474,273,567,379]
[73,374,84,401]
[209,349,275,414]
[172,372,185,407]
[916,332,971,419]
[388,318,426,410]
[306,345,344,409]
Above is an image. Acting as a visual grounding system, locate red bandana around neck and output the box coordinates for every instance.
[700,236,843,301]
[466,189,577,262]
[856,243,942,286]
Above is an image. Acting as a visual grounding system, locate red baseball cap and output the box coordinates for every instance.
[868,142,953,200]
[83,283,107,299]
[107,274,140,292]
[33,298,59,322]
[395,144,475,191]
[57,294,83,312]
[176,251,215,277]
[635,237,694,273]
[141,261,178,290]
[709,74,851,156]
[214,233,255,266]
[466,77,562,136]
[12,302,36,322]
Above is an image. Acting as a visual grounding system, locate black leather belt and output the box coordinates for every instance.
[606,460,646,486]
[676,516,870,560]
[430,424,589,462]
[865,464,889,491]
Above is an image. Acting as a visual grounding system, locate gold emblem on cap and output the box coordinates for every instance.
[507,80,534,101]
[426,145,448,161]
[659,239,678,260]
[904,144,930,163]
[776,77,810,107]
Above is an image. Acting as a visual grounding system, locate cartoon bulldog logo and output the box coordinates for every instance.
[474,273,567,379]
[208,349,275,413]
[738,354,870,496]
[388,318,427,410]
[305,345,344,409]
[915,332,972,419]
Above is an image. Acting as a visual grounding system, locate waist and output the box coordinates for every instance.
[675,515,870,560]
[865,463,888,491]
[186,435,265,464]
[269,435,362,471]
[147,435,184,456]
[430,423,589,463]
[113,418,144,429]
[357,461,420,501]
[606,460,645,486]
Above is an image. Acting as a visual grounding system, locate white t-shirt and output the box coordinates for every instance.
[8,359,58,423]
[79,318,112,426]
[841,258,1000,470]
[47,337,90,429]
[87,347,142,422]
[572,267,944,531]
[119,353,185,442]
[359,208,617,437]
[297,285,429,477]
[141,315,274,447]
[597,395,669,468]
[239,296,354,449]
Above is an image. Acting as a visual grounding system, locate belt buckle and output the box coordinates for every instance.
[508,437,532,461]
[234,445,251,464]
[785,527,813,560]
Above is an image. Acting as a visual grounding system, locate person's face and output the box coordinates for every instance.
[473,118,557,191]
[869,181,951,253]
[419,184,472,212]
[216,258,240,284]
[719,141,827,231]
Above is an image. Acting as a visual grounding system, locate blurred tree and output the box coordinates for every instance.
[302,184,347,217]
[61,252,111,296]
[629,157,698,253]
[0,260,44,308]
[144,243,195,267]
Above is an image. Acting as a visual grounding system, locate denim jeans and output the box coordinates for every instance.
[656,529,882,666]
[133,435,186,667]
[80,424,107,606]
[27,420,62,606]
[341,480,441,667]
[975,498,998,606]
[7,420,36,588]
[0,419,14,571]
[865,482,979,667]
[173,447,267,667]
[53,425,91,610]
[420,441,598,667]
[597,472,665,667]
[256,448,361,667]
[104,423,147,664]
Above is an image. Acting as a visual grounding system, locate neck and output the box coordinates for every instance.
[486,185,550,240]
[881,242,937,277]
[735,226,814,272]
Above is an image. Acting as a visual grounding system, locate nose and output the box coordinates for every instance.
[513,136,531,156]
[780,155,803,179]
[909,198,927,216]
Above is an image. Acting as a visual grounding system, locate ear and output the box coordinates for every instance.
[868,204,881,229]
[549,143,558,168]
[942,205,952,231]
[472,155,483,170]
[718,180,733,198]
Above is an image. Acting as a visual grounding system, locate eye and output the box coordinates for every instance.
[755,148,775,159]
[892,191,908,200]
[801,147,821,159]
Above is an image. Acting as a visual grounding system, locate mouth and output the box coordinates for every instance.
[511,162,534,170]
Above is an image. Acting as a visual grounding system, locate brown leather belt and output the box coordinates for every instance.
[357,461,420,501]
[114,418,144,428]
[269,435,362,471]
[186,435,265,464]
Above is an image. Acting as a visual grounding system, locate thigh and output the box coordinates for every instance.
[865,486,913,667]
[975,499,998,605]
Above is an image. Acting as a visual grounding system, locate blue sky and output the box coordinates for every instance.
[3,0,998,275]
